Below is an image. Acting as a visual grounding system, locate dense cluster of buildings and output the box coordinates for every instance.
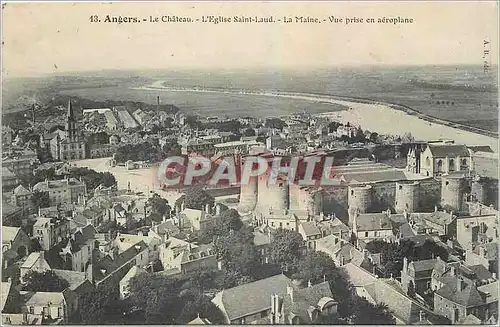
[1,95,498,325]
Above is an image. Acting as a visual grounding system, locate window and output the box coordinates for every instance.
[58,307,63,318]
[29,306,34,314]
[364,232,368,237]
[43,307,49,316]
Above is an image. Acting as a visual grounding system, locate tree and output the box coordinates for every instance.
[147,193,171,222]
[369,132,379,143]
[23,270,69,292]
[129,273,183,324]
[292,252,354,318]
[197,208,242,244]
[69,167,116,191]
[178,186,214,210]
[77,284,126,324]
[350,297,396,325]
[269,229,304,270]
[176,290,225,324]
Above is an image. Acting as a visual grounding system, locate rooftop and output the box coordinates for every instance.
[427,144,470,157]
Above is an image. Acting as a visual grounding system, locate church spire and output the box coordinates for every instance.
[67,99,75,120]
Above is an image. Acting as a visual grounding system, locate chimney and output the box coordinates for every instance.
[215,204,221,215]
[457,277,466,291]
[39,251,45,268]
[157,95,160,106]
[403,209,408,220]
[308,280,312,288]
[287,285,294,303]
[419,311,425,322]
[205,203,211,214]
[450,266,455,276]
[434,206,438,212]
[403,257,408,272]
[492,273,497,280]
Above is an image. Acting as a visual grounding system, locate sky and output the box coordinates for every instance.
[2,1,499,77]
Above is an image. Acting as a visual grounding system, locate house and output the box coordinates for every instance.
[351,211,393,243]
[419,144,472,177]
[343,263,443,324]
[113,232,161,262]
[401,257,438,296]
[298,217,351,251]
[33,217,71,251]
[11,185,33,212]
[20,251,51,278]
[465,242,498,273]
[211,274,336,324]
[315,234,350,266]
[178,206,219,232]
[2,227,31,266]
[22,291,74,324]
[2,167,18,191]
[2,150,39,179]
[298,222,322,250]
[419,211,457,237]
[43,225,97,272]
[148,220,182,242]
[187,314,212,325]
[456,214,498,251]
[253,227,272,265]
[159,237,217,274]
[93,240,149,289]
[119,265,146,300]
[434,276,497,323]
[2,201,24,227]
[32,178,86,207]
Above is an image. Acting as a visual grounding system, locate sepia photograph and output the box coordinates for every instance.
[1,1,499,325]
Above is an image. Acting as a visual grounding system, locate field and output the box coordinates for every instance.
[4,65,498,132]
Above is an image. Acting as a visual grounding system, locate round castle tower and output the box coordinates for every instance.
[238,157,259,213]
[348,184,372,214]
[256,164,290,214]
[289,185,324,218]
[441,175,467,212]
[395,181,420,213]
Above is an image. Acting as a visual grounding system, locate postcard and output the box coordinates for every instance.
[1,1,498,326]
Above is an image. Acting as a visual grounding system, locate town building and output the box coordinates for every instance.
[32,178,87,207]
[418,144,472,178]
[212,274,337,324]
[159,237,217,274]
[49,100,87,161]
[2,226,31,266]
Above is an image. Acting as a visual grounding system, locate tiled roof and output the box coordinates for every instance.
[458,314,482,325]
[1,282,12,312]
[300,222,321,237]
[356,213,392,231]
[2,226,20,244]
[427,144,470,157]
[25,292,66,306]
[435,278,485,307]
[477,281,499,304]
[94,241,148,281]
[283,281,335,324]
[410,259,438,272]
[13,185,32,196]
[216,274,292,321]
[52,269,88,291]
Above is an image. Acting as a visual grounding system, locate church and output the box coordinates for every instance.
[48,100,87,161]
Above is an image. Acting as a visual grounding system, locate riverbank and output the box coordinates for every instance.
[133,83,499,152]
